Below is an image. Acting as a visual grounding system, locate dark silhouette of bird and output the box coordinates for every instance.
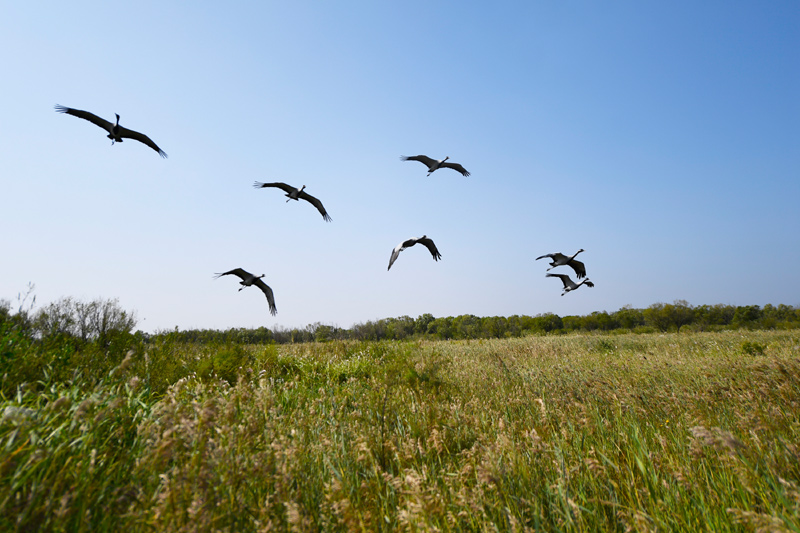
[536,249,586,278]
[253,182,331,221]
[546,273,594,296]
[54,105,167,158]
[214,268,277,315]
[401,155,470,176]
[388,235,442,270]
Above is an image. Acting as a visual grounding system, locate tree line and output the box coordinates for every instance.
[3,290,798,348]
[143,300,799,344]
[4,293,796,400]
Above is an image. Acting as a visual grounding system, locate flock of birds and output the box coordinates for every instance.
[535,249,595,296]
[54,104,595,317]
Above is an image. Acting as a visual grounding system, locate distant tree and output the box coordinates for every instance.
[453,315,481,339]
[481,316,507,338]
[428,317,454,339]
[415,313,435,335]
[643,301,694,332]
[529,313,563,333]
[693,304,735,328]
[612,305,645,329]
[733,305,761,327]
[386,316,415,340]
[33,297,78,340]
[314,324,333,342]
[562,315,583,332]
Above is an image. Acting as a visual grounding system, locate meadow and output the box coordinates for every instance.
[1,330,799,531]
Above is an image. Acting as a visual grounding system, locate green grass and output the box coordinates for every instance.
[2,331,799,531]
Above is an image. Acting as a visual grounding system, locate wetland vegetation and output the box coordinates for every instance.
[1,295,798,531]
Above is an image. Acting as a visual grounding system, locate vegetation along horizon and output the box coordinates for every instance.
[1,292,799,531]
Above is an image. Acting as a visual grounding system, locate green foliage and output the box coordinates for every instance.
[196,342,254,384]
[2,327,800,531]
[138,302,798,344]
[0,296,141,398]
[644,300,695,332]
[2,289,800,530]
[0,353,151,531]
[740,340,767,356]
[591,338,616,354]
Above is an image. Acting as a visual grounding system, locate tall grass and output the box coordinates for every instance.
[2,331,799,531]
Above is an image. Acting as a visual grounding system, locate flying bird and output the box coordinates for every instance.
[546,273,594,296]
[214,268,277,315]
[253,182,331,222]
[54,105,167,158]
[400,155,470,177]
[388,235,442,270]
[536,249,586,279]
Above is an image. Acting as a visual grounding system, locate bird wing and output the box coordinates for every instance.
[253,182,296,193]
[54,105,114,132]
[116,125,168,158]
[214,268,251,281]
[535,253,555,261]
[417,237,442,261]
[568,259,586,279]
[442,161,470,176]
[252,278,278,315]
[546,273,572,288]
[388,244,403,270]
[401,237,419,249]
[298,190,332,222]
[401,155,436,168]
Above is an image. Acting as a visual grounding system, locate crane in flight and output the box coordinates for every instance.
[253,182,331,222]
[546,273,594,296]
[401,155,470,177]
[54,105,167,158]
[536,249,586,278]
[388,236,442,270]
[214,268,277,315]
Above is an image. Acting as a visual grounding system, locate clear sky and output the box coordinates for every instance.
[1,1,798,333]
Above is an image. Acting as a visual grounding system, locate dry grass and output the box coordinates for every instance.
[2,330,799,531]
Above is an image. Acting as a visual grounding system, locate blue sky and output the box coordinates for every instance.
[1,2,798,332]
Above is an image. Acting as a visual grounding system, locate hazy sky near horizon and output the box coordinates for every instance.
[1,1,798,333]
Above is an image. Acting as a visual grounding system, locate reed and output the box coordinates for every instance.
[2,331,798,531]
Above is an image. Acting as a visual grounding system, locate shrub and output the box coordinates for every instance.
[740,340,766,356]
[196,343,254,385]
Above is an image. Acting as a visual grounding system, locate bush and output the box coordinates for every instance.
[196,343,254,385]
[740,340,766,356]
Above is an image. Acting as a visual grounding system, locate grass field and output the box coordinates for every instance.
[2,330,799,531]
